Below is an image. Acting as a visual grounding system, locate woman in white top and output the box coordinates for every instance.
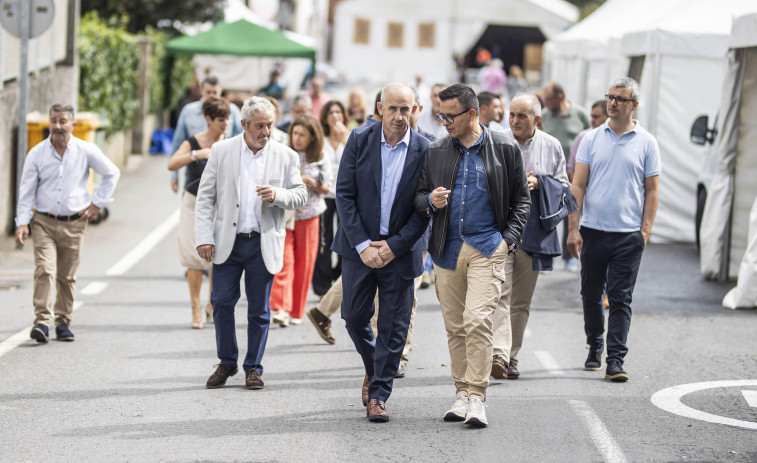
[311,100,350,297]
[270,115,332,325]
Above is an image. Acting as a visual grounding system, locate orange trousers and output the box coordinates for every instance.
[270,216,320,320]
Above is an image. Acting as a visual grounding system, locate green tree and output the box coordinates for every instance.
[81,0,226,34]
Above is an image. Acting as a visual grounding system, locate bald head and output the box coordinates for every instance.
[509,94,542,145]
[378,82,417,144]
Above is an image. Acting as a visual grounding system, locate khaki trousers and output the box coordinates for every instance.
[434,242,507,399]
[30,214,87,326]
[316,251,425,367]
[492,249,540,366]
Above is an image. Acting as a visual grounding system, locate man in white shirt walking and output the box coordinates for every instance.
[15,103,120,343]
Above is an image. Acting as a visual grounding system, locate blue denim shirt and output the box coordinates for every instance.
[432,129,502,270]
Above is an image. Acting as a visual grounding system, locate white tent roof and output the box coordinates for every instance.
[730,10,757,48]
[620,0,756,58]
[548,0,680,59]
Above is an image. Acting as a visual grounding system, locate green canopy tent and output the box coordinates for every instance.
[166,18,316,65]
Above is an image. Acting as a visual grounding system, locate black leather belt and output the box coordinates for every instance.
[37,211,80,221]
[237,231,260,238]
[379,234,389,240]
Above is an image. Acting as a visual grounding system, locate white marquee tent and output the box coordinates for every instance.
[544,0,681,109]
[618,0,756,244]
[700,11,757,303]
[332,0,578,85]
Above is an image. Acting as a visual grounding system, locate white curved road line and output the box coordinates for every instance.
[651,380,757,431]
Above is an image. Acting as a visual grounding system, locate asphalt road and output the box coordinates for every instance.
[0,154,755,463]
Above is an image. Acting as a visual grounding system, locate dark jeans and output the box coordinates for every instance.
[312,198,341,296]
[580,227,644,365]
[341,257,414,403]
[211,234,274,374]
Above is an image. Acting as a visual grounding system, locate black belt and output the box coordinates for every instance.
[37,211,80,222]
[237,231,260,238]
[379,234,389,240]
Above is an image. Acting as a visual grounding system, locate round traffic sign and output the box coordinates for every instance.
[0,0,55,39]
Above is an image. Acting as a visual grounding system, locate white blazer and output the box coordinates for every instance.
[195,134,307,273]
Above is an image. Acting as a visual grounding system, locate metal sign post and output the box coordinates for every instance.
[16,0,29,200]
[0,0,55,200]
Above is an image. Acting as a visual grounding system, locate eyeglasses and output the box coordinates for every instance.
[435,109,469,124]
[605,94,636,104]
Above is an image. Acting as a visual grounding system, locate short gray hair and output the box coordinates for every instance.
[291,93,312,109]
[241,96,275,123]
[380,82,415,105]
[514,93,542,117]
[50,103,74,119]
[609,77,640,101]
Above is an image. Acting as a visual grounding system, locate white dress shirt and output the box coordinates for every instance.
[237,140,268,233]
[504,128,569,184]
[15,136,120,227]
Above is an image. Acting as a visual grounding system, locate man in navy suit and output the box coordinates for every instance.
[332,82,430,422]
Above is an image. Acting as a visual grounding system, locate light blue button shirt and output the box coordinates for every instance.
[170,100,243,180]
[355,125,410,254]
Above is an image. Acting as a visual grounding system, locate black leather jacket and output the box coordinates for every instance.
[414,126,531,260]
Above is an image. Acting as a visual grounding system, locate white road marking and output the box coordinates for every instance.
[651,380,757,431]
[569,400,627,463]
[0,301,83,359]
[524,327,531,338]
[105,208,180,276]
[81,281,108,295]
[534,350,565,375]
[743,390,757,408]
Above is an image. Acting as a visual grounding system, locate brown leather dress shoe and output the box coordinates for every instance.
[245,369,264,390]
[307,308,336,344]
[366,399,389,422]
[491,355,507,379]
[362,374,373,406]
[506,363,519,379]
[206,364,238,389]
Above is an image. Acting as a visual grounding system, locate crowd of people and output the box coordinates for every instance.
[14,70,660,429]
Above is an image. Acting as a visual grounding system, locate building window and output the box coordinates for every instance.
[387,22,404,48]
[418,23,435,48]
[354,18,370,44]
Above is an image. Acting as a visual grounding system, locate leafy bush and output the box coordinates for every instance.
[78,12,140,134]
[145,27,195,114]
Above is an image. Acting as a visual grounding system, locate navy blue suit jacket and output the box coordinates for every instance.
[332,122,430,280]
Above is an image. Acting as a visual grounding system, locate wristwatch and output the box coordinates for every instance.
[190,150,197,161]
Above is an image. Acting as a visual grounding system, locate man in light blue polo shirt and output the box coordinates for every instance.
[567,77,661,383]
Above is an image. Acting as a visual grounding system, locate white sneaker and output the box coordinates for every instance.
[464,396,488,427]
[289,317,302,325]
[443,392,469,422]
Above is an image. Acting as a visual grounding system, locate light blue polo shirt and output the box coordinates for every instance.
[575,120,661,232]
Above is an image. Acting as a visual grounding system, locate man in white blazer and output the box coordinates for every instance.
[195,96,307,390]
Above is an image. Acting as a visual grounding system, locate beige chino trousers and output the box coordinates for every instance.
[30,214,87,326]
[315,251,426,367]
[492,249,540,366]
[434,241,507,399]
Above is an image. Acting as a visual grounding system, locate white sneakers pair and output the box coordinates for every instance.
[443,392,488,427]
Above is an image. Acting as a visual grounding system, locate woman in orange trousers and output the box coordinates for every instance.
[270,115,331,326]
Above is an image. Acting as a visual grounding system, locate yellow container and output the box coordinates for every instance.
[26,114,101,150]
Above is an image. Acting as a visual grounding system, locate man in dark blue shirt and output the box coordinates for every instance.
[415,84,530,427]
